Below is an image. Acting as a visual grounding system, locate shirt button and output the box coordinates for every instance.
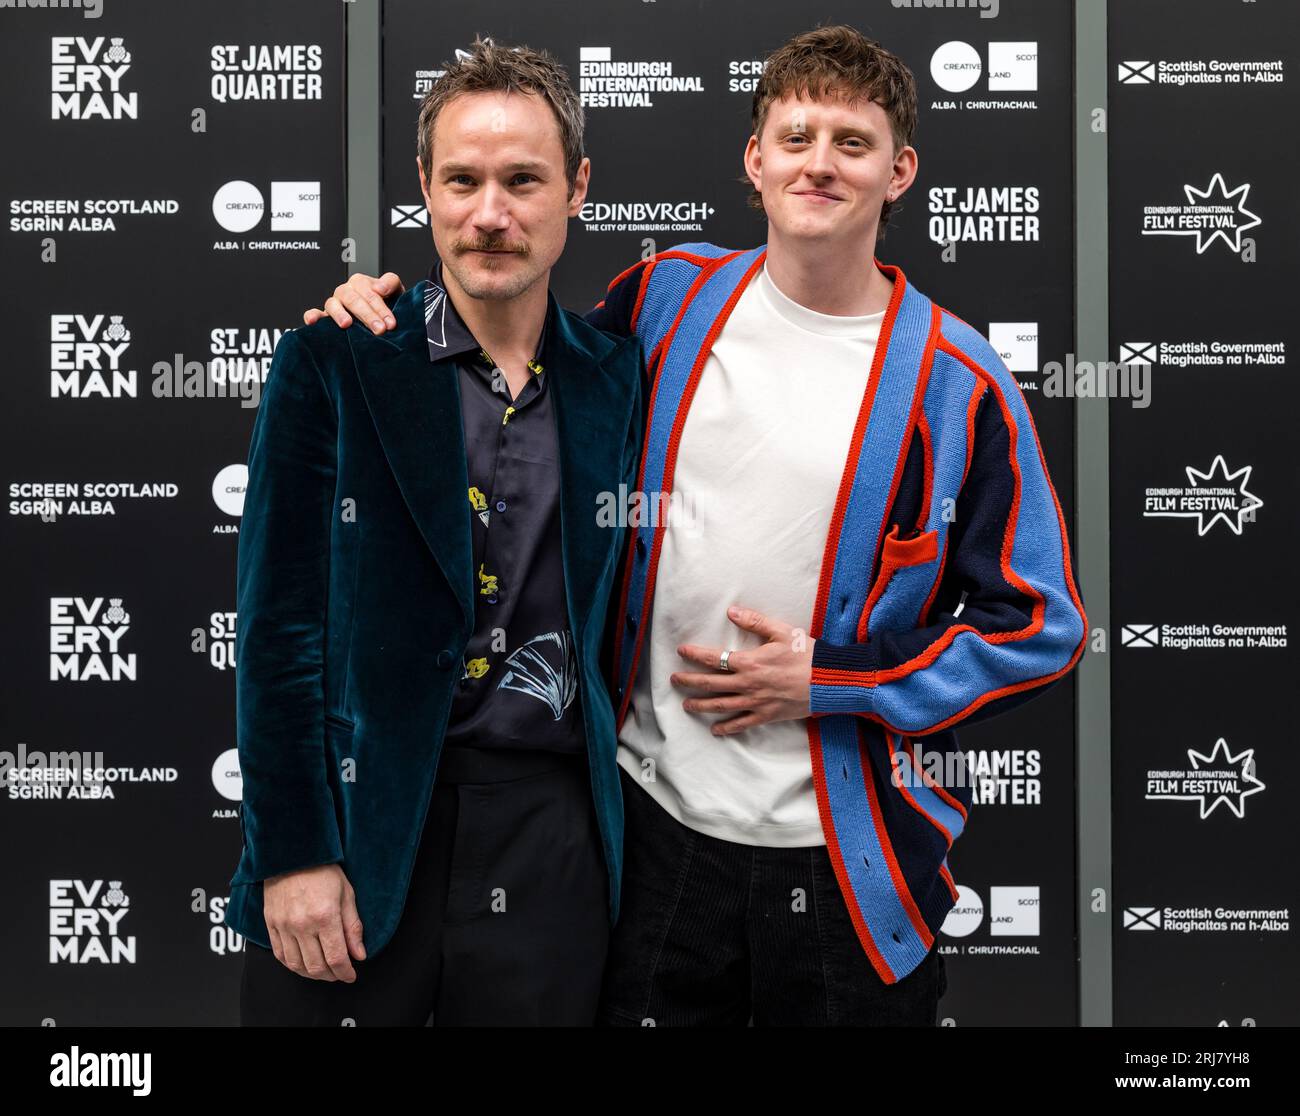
[487,596,498,605]
[495,500,507,513]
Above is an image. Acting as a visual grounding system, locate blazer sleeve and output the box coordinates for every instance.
[808,385,1088,735]
[598,338,648,694]
[231,328,344,885]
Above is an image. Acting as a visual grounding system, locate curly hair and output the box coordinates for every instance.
[745,25,917,233]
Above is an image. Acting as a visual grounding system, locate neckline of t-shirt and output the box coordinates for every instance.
[754,263,886,339]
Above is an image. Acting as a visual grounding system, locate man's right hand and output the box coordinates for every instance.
[304,272,406,335]
[262,862,366,982]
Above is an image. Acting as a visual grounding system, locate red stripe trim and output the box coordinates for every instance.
[627,250,736,333]
[647,337,665,377]
[613,248,757,731]
[889,735,966,907]
[603,256,649,293]
[602,250,733,336]
[939,862,959,902]
[917,382,983,626]
[900,741,964,911]
[988,346,1090,651]
[808,720,895,983]
[853,301,942,643]
[861,725,932,947]
[915,408,934,529]
[630,259,656,332]
[809,262,909,638]
[900,736,968,826]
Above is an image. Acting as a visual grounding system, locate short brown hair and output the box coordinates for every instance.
[745,25,917,234]
[416,35,585,197]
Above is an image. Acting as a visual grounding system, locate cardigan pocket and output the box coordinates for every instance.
[857,524,942,641]
[880,523,940,569]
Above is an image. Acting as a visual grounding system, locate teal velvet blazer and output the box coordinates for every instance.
[223,279,646,955]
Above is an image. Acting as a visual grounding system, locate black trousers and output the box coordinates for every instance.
[598,765,948,1026]
[240,747,609,1026]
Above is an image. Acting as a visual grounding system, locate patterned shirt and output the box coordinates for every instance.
[424,259,583,753]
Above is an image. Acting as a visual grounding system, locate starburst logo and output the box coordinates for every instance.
[1141,173,1261,254]
[1142,454,1262,535]
[1145,738,1265,819]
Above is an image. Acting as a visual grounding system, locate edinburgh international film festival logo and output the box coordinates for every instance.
[1143,454,1262,536]
[1140,172,1260,255]
[1144,737,1265,820]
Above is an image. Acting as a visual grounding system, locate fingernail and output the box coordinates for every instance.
[372,320,383,331]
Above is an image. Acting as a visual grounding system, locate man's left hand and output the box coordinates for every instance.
[671,606,815,736]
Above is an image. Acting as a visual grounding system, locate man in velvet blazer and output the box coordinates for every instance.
[224,38,645,1026]
[224,278,643,941]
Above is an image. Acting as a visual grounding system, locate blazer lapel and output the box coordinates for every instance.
[352,282,475,631]
[546,297,638,637]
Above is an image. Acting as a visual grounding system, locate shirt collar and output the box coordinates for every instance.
[423,258,550,368]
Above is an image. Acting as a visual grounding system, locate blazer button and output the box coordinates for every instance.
[436,650,454,669]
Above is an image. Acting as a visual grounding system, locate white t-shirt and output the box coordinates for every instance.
[616,263,885,845]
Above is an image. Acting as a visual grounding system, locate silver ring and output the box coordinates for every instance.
[719,649,733,673]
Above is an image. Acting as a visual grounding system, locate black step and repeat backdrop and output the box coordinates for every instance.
[1108,0,1298,1027]
[0,0,1292,1026]
[0,0,346,1025]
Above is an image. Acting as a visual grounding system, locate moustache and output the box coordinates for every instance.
[458,240,528,255]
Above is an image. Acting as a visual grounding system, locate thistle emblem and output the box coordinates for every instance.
[101,881,129,908]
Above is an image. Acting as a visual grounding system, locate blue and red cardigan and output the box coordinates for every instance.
[588,242,1088,984]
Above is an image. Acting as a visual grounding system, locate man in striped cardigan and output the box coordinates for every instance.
[309,25,1087,1026]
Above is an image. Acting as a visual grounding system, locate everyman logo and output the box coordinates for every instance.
[51,37,137,120]
[49,879,137,963]
[50,597,136,682]
[50,313,136,399]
